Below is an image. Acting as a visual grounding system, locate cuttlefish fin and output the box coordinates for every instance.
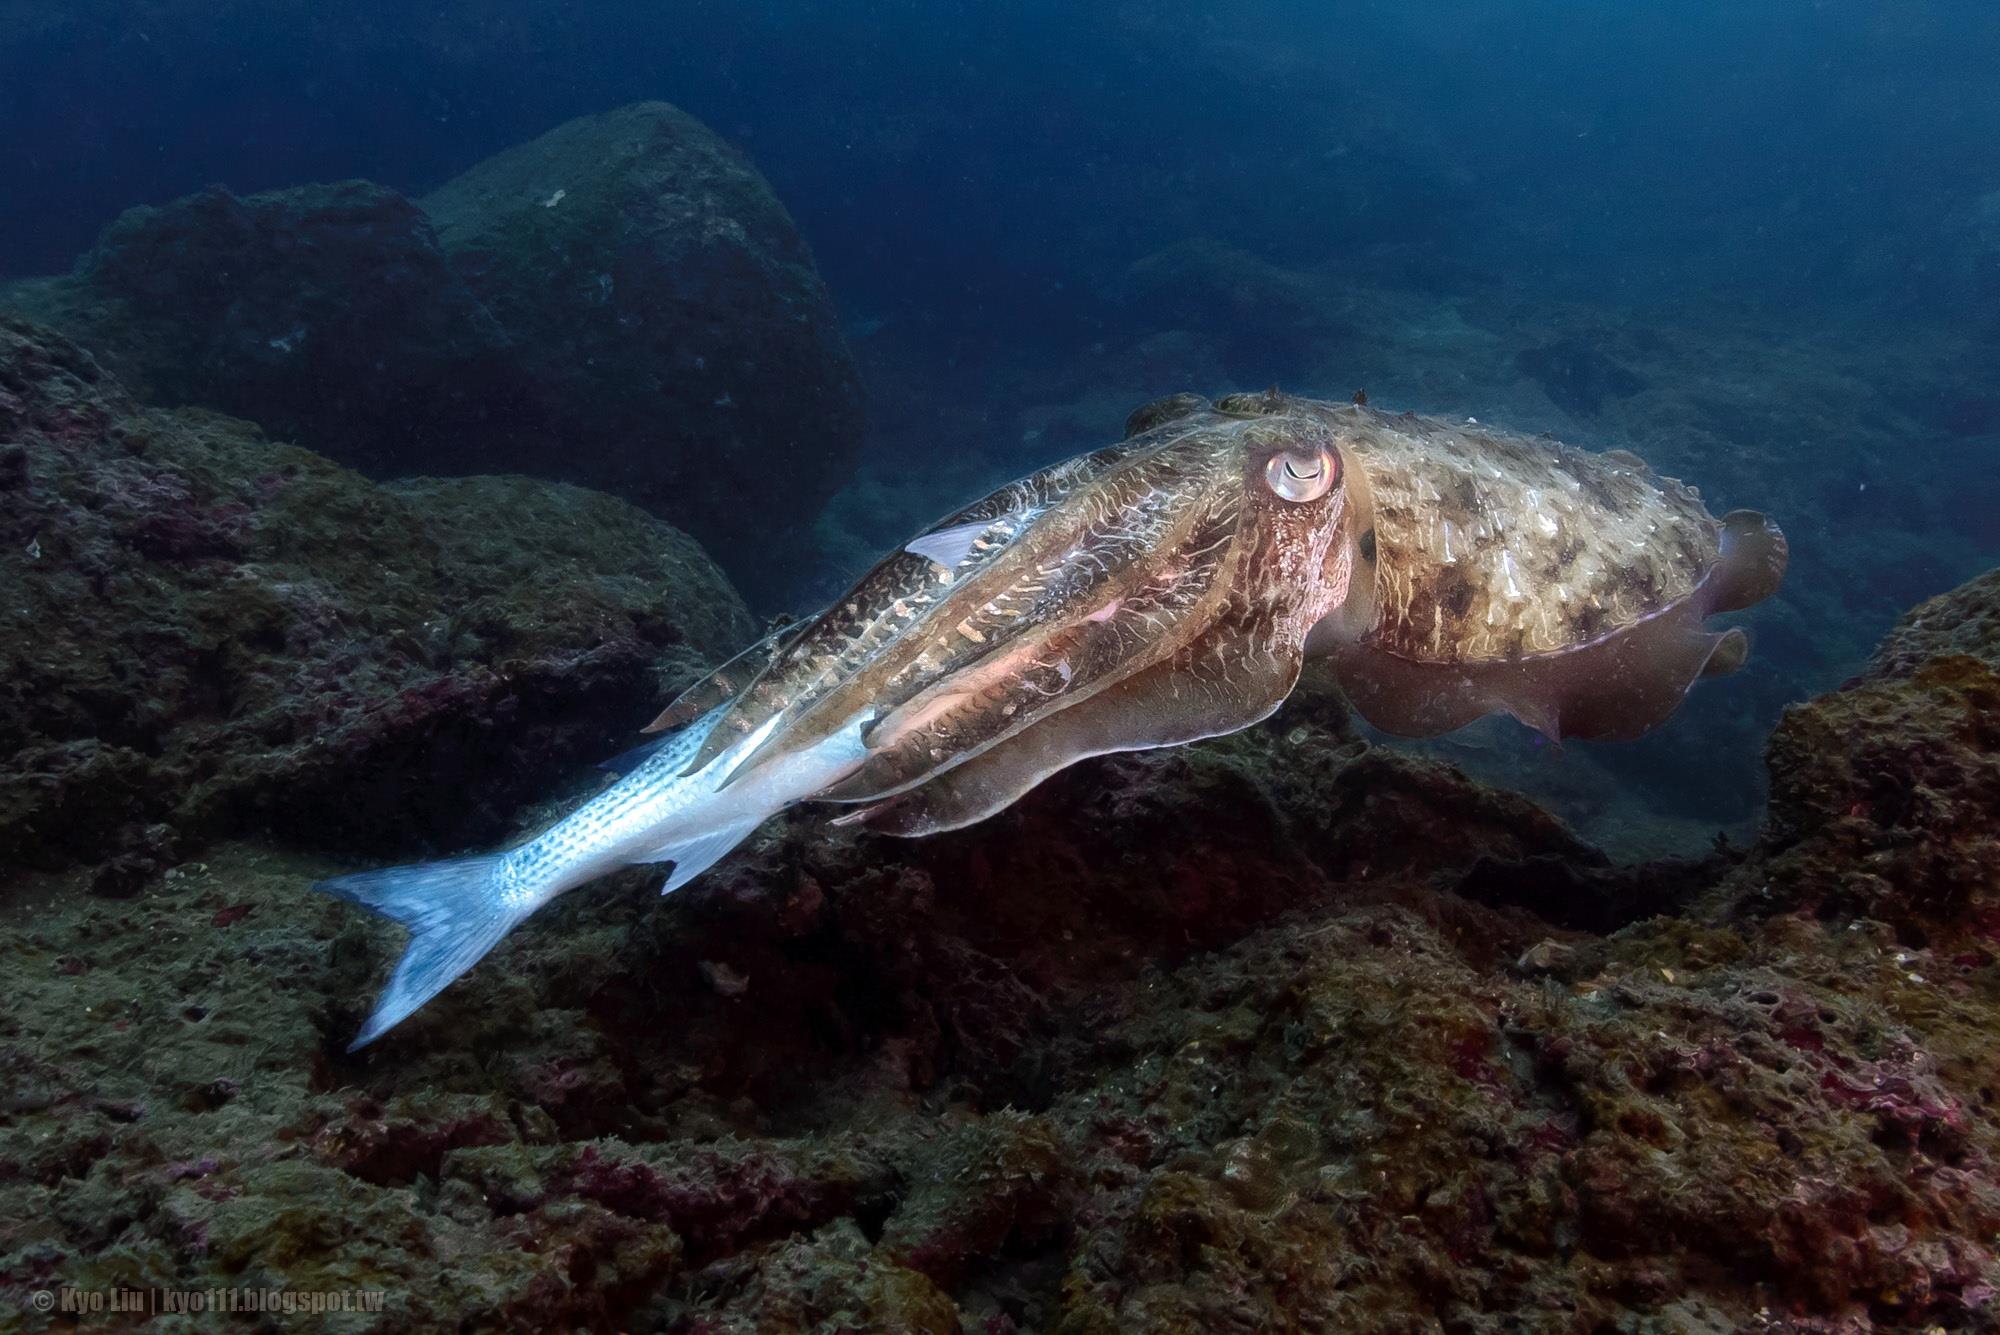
[1707,511,1788,615]
[1499,696,1563,747]
[1332,618,1754,744]
[835,639,1304,838]
[1701,626,1750,678]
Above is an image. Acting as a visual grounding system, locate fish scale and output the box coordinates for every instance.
[499,707,730,904]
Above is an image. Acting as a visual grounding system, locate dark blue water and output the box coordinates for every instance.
[8,2,1998,318]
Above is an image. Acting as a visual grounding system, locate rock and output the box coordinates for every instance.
[1110,239,1345,384]
[1868,567,2000,677]
[1741,568,2000,937]
[8,370,2000,1331]
[0,318,755,869]
[423,101,866,603]
[5,181,537,480]
[4,103,865,608]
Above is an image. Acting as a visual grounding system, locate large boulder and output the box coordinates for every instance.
[4,180,539,478]
[1740,568,2000,935]
[2,102,865,607]
[0,318,756,874]
[422,101,866,601]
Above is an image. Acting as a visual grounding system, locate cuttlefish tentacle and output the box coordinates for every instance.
[640,617,810,736]
[832,428,1355,820]
[835,536,1338,834]
[828,478,1252,801]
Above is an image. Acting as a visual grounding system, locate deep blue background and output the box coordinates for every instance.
[6,1,1997,327]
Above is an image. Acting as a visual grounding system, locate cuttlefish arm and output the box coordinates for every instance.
[640,618,811,735]
[823,475,1249,802]
[831,414,1361,824]
[667,437,1157,772]
[774,433,1257,799]
[833,575,1317,836]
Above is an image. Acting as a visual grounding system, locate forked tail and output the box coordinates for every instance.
[313,706,865,1049]
[314,855,528,1050]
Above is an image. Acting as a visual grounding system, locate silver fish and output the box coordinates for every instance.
[317,391,1785,1047]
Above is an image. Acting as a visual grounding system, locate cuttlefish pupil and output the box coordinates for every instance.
[315,390,1788,1050]
[1267,446,1339,502]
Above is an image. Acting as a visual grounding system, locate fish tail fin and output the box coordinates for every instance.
[314,854,529,1051]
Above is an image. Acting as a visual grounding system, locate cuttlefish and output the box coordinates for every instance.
[317,390,1787,1047]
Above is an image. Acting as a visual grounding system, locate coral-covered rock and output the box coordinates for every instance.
[1737,569,2000,939]
[0,318,754,868]
[1868,567,2000,677]
[423,101,866,603]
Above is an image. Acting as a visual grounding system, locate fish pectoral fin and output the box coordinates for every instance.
[634,817,763,893]
[904,519,996,571]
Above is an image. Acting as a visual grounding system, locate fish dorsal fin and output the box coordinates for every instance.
[904,519,996,571]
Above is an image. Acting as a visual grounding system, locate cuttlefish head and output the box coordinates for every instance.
[812,395,1369,829]
[1167,391,1374,666]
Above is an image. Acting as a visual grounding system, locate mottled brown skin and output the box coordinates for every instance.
[653,390,1785,835]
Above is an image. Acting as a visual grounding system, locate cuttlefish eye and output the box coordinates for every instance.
[1263,446,1340,502]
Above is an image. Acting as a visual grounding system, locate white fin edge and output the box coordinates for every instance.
[644,818,764,894]
[904,519,994,570]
